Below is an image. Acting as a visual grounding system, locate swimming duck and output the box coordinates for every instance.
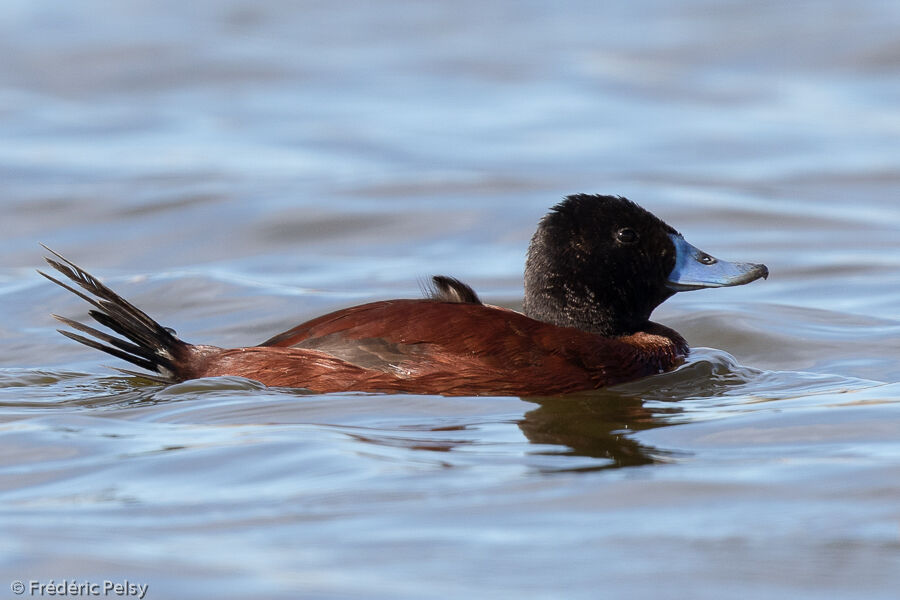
[41,194,767,396]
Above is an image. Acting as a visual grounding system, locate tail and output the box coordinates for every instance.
[39,245,190,383]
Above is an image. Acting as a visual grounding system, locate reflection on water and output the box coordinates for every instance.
[519,347,888,471]
[520,393,670,469]
[519,350,756,469]
[4,347,885,475]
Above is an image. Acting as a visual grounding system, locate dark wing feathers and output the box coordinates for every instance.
[426,275,482,304]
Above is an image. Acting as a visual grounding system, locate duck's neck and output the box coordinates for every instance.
[523,271,669,337]
[523,284,625,337]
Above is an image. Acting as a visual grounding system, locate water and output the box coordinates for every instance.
[2,1,900,598]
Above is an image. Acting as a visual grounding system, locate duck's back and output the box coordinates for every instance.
[201,300,682,396]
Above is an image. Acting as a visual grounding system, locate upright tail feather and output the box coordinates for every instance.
[39,245,190,383]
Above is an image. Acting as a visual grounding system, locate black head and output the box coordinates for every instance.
[523,194,767,336]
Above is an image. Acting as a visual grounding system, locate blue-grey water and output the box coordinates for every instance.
[2,2,900,599]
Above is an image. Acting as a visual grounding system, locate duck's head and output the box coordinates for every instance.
[523,194,768,336]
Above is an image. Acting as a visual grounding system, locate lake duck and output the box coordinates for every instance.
[41,194,768,396]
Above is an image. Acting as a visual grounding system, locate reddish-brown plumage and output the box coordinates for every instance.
[183,300,687,396]
[41,195,767,397]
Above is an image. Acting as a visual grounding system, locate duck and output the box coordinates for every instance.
[40,194,768,396]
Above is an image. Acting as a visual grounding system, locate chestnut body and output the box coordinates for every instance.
[42,195,766,396]
[188,300,687,396]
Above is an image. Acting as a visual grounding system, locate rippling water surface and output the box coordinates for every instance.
[1,1,899,599]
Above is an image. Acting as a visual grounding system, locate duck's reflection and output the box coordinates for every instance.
[518,388,681,469]
[517,351,760,470]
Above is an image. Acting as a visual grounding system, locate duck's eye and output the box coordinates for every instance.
[615,228,638,245]
[698,253,717,265]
